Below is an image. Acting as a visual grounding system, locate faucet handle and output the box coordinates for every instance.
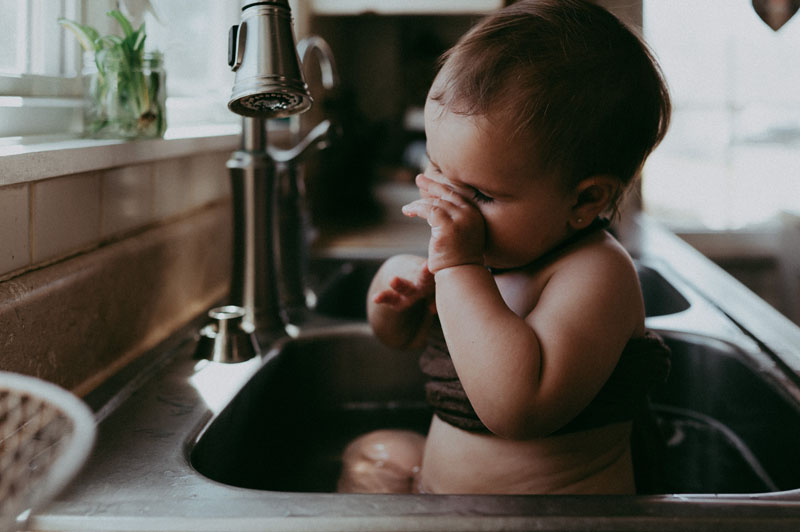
[194,306,260,363]
[268,119,334,163]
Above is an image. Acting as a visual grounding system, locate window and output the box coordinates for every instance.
[0,0,82,81]
[0,0,84,139]
[142,1,241,128]
[0,0,242,141]
[642,0,800,230]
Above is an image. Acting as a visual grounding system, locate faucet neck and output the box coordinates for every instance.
[242,117,267,152]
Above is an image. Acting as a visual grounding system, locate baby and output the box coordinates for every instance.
[338,0,672,495]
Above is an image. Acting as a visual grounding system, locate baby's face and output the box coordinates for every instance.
[422,97,577,269]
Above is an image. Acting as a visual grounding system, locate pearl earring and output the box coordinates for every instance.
[577,218,583,224]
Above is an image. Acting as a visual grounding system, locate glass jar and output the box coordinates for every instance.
[82,51,166,139]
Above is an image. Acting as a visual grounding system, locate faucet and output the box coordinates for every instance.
[270,36,340,324]
[195,0,314,363]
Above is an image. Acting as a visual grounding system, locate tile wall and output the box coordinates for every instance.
[0,148,234,395]
[0,152,230,281]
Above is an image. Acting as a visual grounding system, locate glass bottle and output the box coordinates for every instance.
[82,51,166,139]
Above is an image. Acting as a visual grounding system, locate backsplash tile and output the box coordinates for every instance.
[152,157,196,220]
[19,151,231,272]
[1,145,235,392]
[0,184,30,276]
[102,163,155,238]
[153,153,230,220]
[33,172,101,263]
[0,203,231,394]
[190,152,231,206]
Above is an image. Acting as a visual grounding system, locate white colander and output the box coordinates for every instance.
[0,372,95,531]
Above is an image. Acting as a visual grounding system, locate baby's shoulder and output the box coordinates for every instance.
[560,230,636,275]
[550,231,643,310]
[497,231,638,315]
[545,231,646,336]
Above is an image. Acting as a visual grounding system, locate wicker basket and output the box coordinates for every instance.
[0,372,95,531]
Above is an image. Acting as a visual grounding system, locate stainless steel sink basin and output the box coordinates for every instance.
[309,258,690,320]
[190,325,426,492]
[190,256,800,497]
[651,332,800,493]
[37,216,800,531]
[189,323,800,495]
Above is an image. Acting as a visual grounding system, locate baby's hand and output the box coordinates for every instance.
[373,260,436,313]
[402,174,485,273]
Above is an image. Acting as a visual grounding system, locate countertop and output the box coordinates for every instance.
[29,188,800,531]
[312,183,430,259]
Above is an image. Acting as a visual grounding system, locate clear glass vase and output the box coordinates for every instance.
[82,51,166,139]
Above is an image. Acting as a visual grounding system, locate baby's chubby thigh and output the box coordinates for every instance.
[337,429,426,493]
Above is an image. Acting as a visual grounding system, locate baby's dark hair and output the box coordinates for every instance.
[430,0,671,207]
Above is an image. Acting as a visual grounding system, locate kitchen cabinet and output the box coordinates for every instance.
[306,3,485,178]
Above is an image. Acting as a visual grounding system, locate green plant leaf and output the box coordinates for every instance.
[57,18,100,52]
[132,25,147,53]
[107,10,135,38]
[59,8,165,139]
[99,35,124,47]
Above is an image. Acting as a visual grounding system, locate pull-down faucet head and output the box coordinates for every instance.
[228,0,312,118]
[196,0,311,363]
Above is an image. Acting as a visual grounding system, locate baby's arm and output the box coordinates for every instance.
[433,256,639,439]
[404,174,640,439]
[367,255,436,350]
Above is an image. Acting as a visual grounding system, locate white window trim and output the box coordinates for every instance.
[2,0,89,140]
[0,74,82,97]
[0,124,241,188]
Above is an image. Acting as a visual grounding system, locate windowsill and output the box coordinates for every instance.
[0,124,242,187]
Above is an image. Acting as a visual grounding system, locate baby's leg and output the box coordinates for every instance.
[337,429,426,493]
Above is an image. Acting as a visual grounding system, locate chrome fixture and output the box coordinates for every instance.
[197,0,312,361]
[227,0,312,118]
[194,306,260,363]
[270,35,340,323]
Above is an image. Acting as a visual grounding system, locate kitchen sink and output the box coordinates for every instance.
[310,258,691,320]
[37,216,800,531]
[190,324,426,492]
[191,256,800,496]
[189,323,800,495]
[651,333,800,493]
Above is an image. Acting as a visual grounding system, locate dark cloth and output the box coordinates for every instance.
[419,319,671,436]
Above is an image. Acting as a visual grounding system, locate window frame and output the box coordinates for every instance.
[0,0,244,142]
[0,0,88,139]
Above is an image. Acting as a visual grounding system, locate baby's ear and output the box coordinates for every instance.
[569,175,620,229]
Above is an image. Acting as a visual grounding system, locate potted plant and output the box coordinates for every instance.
[59,10,166,139]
